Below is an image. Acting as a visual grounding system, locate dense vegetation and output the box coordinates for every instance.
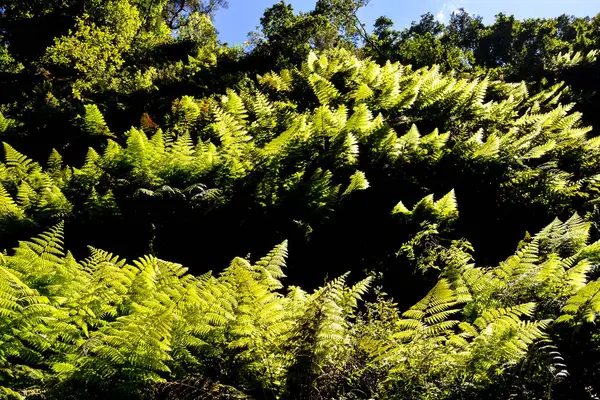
[1,0,600,398]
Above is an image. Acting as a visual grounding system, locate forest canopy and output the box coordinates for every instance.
[1,0,600,399]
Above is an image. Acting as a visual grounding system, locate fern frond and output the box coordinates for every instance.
[342,171,370,197]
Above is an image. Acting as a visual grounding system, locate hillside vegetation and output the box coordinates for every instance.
[1,0,600,398]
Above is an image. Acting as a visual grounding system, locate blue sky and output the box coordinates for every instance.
[214,0,600,45]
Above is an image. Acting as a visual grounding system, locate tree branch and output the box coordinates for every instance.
[351,12,385,58]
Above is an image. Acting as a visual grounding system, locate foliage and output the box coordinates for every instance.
[0,210,597,398]
[365,10,600,132]
[0,0,600,398]
[0,49,597,271]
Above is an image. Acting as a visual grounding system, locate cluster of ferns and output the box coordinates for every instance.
[1,207,600,399]
[2,49,598,230]
[1,48,600,398]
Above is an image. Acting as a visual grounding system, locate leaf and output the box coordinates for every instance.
[342,171,370,197]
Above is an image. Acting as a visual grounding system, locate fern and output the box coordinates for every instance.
[81,104,112,137]
[0,208,598,398]
[308,73,340,106]
[342,170,370,197]
[392,190,458,222]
